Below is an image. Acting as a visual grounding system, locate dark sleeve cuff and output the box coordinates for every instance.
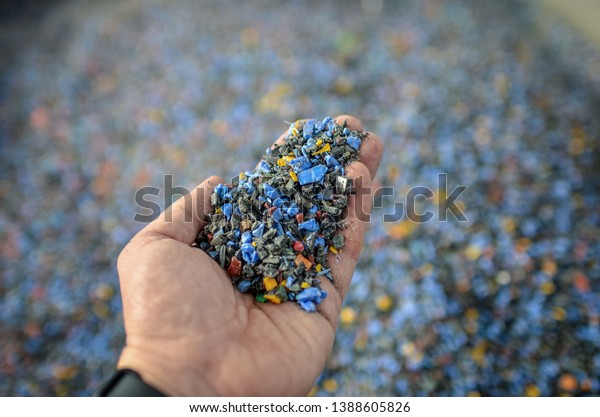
[94,369,166,397]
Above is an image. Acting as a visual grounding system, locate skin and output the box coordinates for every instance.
[117,115,384,396]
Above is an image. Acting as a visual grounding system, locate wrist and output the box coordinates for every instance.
[118,345,218,396]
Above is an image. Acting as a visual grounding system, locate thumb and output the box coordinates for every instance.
[140,175,224,244]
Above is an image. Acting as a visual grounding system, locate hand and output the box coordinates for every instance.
[116,115,384,396]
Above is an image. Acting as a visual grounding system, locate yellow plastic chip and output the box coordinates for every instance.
[264,294,281,304]
[263,277,277,291]
[340,307,357,325]
[313,143,331,155]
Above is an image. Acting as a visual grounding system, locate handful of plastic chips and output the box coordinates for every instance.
[195,117,365,312]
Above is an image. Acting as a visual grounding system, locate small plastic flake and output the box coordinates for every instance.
[294,253,313,269]
[298,164,327,185]
[303,119,316,138]
[222,203,232,220]
[290,156,312,173]
[332,234,344,249]
[335,176,351,193]
[298,218,319,232]
[316,268,331,277]
[215,183,229,199]
[325,154,341,169]
[237,280,251,292]
[376,294,393,312]
[241,231,253,244]
[241,243,259,264]
[272,208,283,221]
[298,300,316,312]
[240,219,252,231]
[264,294,281,304]
[340,307,357,325]
[346,135,361,150]
[297,287,326,303]
[258,160,270,172]
[274,221,284,236]
[263,184,280,199]
[263,276,277,291]
[313,143,331,155]
[227,257,242,276]
[252,223,265,237]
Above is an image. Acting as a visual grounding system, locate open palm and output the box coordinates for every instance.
[116,116,383,396]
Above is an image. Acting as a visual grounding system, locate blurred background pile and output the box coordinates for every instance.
[1,0,599,396]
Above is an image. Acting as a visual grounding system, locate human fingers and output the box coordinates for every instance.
[315,161,373,325]
[334,115,384,180]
